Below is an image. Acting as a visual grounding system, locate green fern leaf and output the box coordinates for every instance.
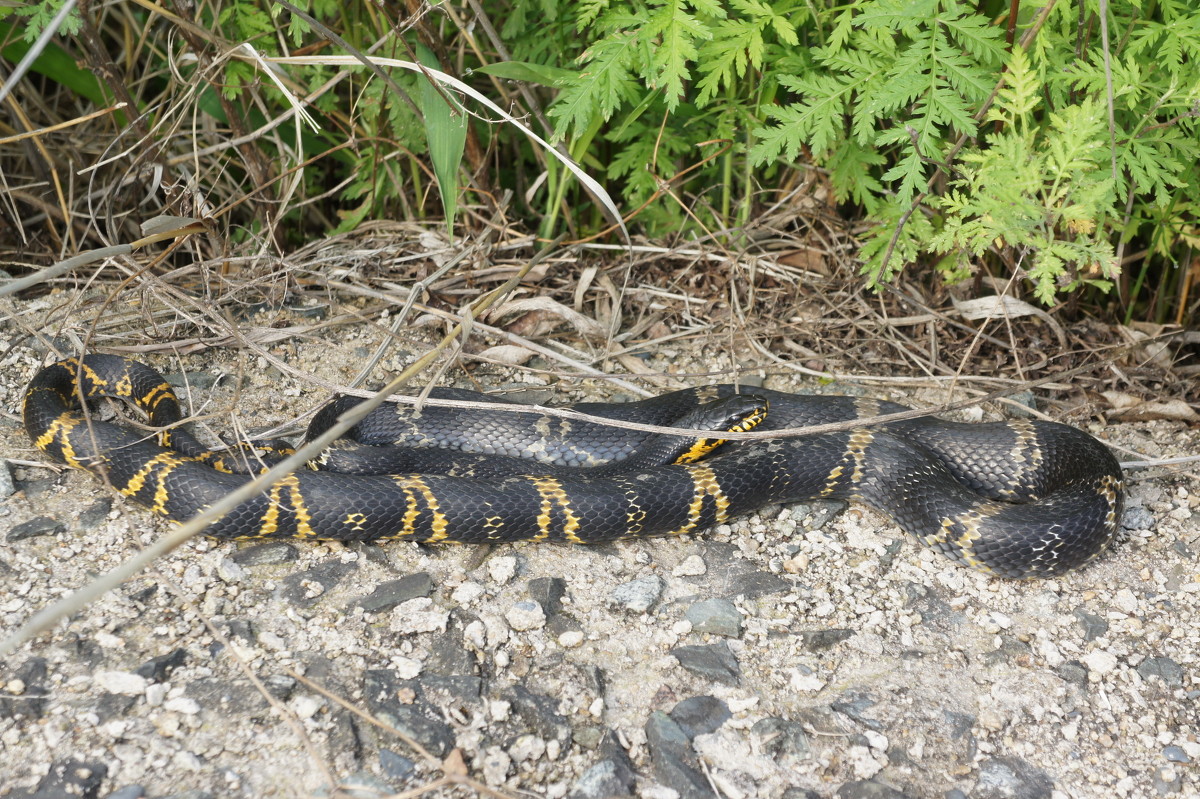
[549,31,640,138]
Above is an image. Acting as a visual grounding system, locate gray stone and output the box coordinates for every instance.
[528,576,568,615]
[352,572,433,613]
[105,787,147,799]
[801,629,854,651]
[276,559,357,608]
[1056,660,1088,686]
[569,760,636,799]
[231,541,299,566]
[610,575,664,613]
[1163,745,1190,763]
[832,693,883,730]
[503,685,572,747]
[974,756,1053,799]
[8,516,65,542]
[0,657,49,720]
[670,641,740,685]
[0,460,13,499]
[1121,504,1155,530]
[135,648,188,682]
[1138,657,1184,687]
[684,598,742,637]
[669,695,731,739]
[1073,608,1107,641]
[644,711,715,799]
[26,759,108,799]
[835,780,911,799]
[752,717,812,763]
[76,498,112,529]
[379,749,416,783]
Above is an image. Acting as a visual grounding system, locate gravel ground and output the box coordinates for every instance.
[1,335,1197,799]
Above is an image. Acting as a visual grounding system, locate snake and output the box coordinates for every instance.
[22,354,1125,578]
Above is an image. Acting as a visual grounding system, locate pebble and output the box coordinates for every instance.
[229,541,298,566]
[389,597,449,635]
[1137,656,1184,687]
[1081,651,1118,677]
[75,498,112,529]
[1121,504,1155,530]
[673,555,707,576]
[644,712,713,799]
[670,642,740,685]
[379,749,416,782]
[7,516,65,542]
[528,577,567,615]
[488,555,518,584]
[503,686,572,747]
[668,696,731,739]
[216,558,247,584]
[835,779,908,798]
[23,759,109,799]
[973,756,1053,799]
[94,671,149,696]
[558,630,585,648]
[570,759,636,799]
[0,460,13,499]
[610,575,664,613]
[801,628,854,651]
[1070,607,1104,638]
[753,717,811,762]
[684,598,742,637]
[505,600,547,631]
[105,787,147,799]
[135,649,187,682]
[353,572,433,613]
[1162,745,1190,763]
[276,559,357,608]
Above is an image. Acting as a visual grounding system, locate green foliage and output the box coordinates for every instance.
[927,49,1118,304]
[745,0,1200,309]
[3,0,82,43]
[30,0,1200,319]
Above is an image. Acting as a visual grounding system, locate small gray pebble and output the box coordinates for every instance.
[1120,504,1155,531]
[0,460,14,499]
[974,756,1053,799]
[610,575,664,613]
[1138,657,1184,687]
[835,779,911,798]
[8,516,65,542]
[669,695,731,739]
[670,642,740,685]
[684,598,742,637]
[1162,745,1190,763]
[231,541,299,566]
[353,572,433,613]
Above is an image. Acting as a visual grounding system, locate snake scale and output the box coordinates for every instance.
[23,355,1125,578]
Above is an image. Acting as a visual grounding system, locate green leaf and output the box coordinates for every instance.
[416,44,468,235]
[475,61,578,86]
[0,21,107,107]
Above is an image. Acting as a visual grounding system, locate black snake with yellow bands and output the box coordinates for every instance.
[23,355,1124,578]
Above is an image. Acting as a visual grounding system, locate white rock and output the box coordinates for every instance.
[505,600,546,631]
[1113,588,1139,614]
[673,555,707,576]
[291,694,325,719]
[163,697,200,715]
[557,630,584,648]
[390,597,450,635]
[94,671,148,696]
[391,656,423,679]
[452,581,485,604]
[488,556,518,584]
[1082,650,1119,677]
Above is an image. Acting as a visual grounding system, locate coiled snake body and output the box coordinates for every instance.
[23,355,1124,578]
